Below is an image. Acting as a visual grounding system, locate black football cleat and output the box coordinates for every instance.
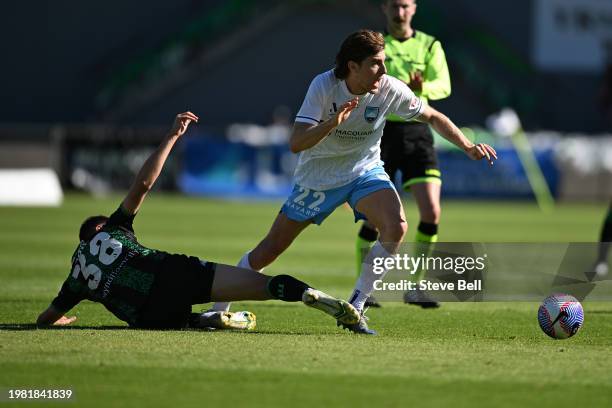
[404,289,440,309]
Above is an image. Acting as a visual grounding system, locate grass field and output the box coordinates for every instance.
[1,194,611,407]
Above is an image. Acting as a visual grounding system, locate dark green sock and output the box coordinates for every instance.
[267,275,311,302]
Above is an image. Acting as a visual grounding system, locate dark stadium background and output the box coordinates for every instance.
[1,0,608,131]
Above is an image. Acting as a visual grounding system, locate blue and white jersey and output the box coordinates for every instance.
[294,69,425,191]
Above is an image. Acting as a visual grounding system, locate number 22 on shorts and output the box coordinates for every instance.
[293,187,326,212]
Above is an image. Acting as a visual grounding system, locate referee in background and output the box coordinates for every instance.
[356,0,451,308]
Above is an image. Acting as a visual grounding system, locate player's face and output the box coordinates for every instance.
[353,51,387,94]
[382,0,417,28]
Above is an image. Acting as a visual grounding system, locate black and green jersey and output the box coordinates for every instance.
[52,206,203,326]
[384,30,451,122]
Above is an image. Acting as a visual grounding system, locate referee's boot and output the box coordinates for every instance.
[404,289,440,309]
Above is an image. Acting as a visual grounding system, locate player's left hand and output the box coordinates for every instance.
[169,111,199,137]
[332,98,359,127]
[464,143,498,166]
[53,315,77,326]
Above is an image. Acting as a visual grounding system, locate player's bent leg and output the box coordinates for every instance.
[210,213,311,313]
[355,188,407,255]
[342,188,407,334]
[249,213,311,271]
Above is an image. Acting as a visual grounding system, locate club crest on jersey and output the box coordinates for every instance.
[364,106,379,123]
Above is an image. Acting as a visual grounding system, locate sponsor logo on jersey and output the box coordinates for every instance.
[333,129,374,142]
[364,106,380,123]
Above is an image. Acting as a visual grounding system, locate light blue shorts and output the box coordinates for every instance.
[281,166,396,225]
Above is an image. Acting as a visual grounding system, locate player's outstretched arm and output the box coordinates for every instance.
[289,98,358,153]
[36,305,77,327]
[121,111,199,215]
[418,105,497,166]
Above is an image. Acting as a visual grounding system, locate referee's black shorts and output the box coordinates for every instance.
[380,121,441,191]
[135,258,216,329]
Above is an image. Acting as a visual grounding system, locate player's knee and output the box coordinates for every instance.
[398,220,408,239]
[380,219,407,243]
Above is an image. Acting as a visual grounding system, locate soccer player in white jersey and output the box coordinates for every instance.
[211,30,496,334]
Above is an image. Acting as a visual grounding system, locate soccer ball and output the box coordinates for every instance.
[537,294,584,339]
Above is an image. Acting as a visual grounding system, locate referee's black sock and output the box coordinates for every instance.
[601,207,612,242]
[267,275,310,302]
[413,222,439,282]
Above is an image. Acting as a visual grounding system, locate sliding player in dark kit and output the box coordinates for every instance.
[37,112,359,330]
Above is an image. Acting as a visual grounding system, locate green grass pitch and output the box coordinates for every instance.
[1,194,611,407]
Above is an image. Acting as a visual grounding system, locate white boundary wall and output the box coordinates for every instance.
[0,169,63,206]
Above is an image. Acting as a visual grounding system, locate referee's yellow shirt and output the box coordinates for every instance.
[384,30,451,122]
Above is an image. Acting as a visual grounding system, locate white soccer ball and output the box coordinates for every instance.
[537,294,584,339]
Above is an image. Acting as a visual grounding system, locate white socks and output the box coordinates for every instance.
[349,241,394,313]
[210,251,261,312]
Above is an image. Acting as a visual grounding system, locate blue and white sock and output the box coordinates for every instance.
[349,241,394,313]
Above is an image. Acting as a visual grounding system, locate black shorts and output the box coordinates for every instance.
[380,121,441,190]
[135,258,216,329]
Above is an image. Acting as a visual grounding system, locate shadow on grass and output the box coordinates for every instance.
[0,323,129,331]
[0,324,221,332]
[248,329,344,336]
[0,323,344,336]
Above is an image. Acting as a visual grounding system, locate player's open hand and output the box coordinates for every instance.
[465,143,498,166]
[170,111,199,137]
[332,98,359,127]
[53,315,77,326]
